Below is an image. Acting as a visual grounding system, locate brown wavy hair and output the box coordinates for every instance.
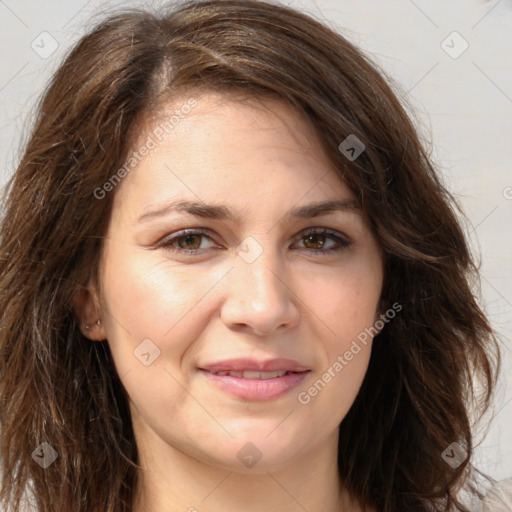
[0,1,500,511]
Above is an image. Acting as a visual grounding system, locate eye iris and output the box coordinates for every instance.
[178,234,202,250]
[304,234,325,249]
[172,233,336,251]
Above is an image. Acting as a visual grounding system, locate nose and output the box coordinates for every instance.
[220,246,300,337]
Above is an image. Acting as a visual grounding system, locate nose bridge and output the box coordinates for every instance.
[234,235,285,305]
[221,234,299,334]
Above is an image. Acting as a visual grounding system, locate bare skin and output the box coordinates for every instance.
[76,92,382,512]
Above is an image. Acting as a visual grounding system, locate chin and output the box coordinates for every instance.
[192,434,306,474]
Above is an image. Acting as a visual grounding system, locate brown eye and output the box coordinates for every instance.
[295,228,352,255]
[176,234,203,250]
[303,233,327,250]
[158,229,217,254]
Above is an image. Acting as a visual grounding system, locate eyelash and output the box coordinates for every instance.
[157,227,352,257]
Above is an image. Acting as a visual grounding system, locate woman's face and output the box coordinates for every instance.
[94,92,384,472]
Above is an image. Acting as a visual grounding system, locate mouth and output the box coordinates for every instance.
[198,368,310,401]
[207,370,298,379]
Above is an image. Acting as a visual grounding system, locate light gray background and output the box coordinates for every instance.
[1,0,511,480]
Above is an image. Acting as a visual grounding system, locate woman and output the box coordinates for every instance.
[0,1,504,511]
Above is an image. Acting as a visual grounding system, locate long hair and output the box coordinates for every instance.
[0,1,500,511]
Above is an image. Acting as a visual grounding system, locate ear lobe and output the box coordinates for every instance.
[373,308,387,337]
[72,285,106,341]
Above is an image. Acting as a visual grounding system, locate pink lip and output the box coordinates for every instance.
[198,358,311,401]
[199,369,310,401]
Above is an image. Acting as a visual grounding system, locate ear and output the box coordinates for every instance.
[374,298,384,321]
[72,282,107,341]
[373,299,388,337]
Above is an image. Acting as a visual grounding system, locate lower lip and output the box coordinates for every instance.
[199,370,310,401]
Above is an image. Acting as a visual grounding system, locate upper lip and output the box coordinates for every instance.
[199,358,310,373]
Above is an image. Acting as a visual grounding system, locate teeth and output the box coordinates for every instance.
[213,370,288,379]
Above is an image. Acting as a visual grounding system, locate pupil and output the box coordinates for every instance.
[180,234,200,249]
[305,234,324,249]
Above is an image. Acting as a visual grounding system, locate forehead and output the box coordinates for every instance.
[139,91,328,156]
[113,91,355,214]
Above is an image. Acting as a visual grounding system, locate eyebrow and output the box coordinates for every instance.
[137,198,361,224]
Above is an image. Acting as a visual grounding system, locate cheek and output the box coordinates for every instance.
[298,270,378,423]
[305,346,372,432]
[98,243,222,371]
[98,246,225,426]
[304,262,382,343]
[299,255,381,403]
